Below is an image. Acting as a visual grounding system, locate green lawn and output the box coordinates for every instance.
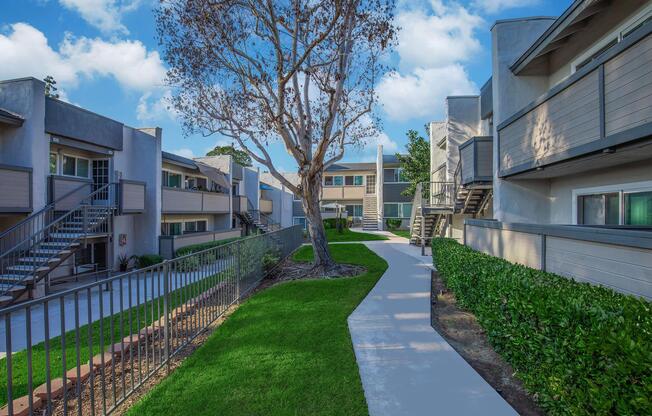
[325,228,388,242]
[389,230,411,239]
[128,244,388,416]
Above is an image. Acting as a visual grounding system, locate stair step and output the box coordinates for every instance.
[19,256,60,265]
[7,265,51,274]
[0,284,26,294]
[48,233,84,239]
[31,249,72,256]
[0,274,34,284]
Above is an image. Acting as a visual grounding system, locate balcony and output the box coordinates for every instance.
[321,186,364,200]
[497,24,652,179]
[459,136,493,187]
[159,228,242,259]
[162,187,229,214]
[260,198,273,214]
[119,180,146,214]
[0,164,32,213]
[232,195,248,213]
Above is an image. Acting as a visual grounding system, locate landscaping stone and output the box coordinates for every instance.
[111,342,130,357]
[34,377,72,400]
[0,395,43,416]
[66,364,92,384]
[90,352,114,369]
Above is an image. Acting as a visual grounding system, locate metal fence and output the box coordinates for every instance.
[0,225,303,415]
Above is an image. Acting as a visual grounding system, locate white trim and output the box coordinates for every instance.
[571,180,652,224]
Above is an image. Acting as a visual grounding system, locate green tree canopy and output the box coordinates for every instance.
[396,129,430,197]
[206,144,252,167]
[43,75,59,99]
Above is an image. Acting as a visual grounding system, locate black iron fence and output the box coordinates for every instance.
[0,225,303,415]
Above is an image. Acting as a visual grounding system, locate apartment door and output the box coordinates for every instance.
[365,175,376,194]
[92,159,110,204]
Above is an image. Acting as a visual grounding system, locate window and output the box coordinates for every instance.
[62,155,89,178]
[384,168,407,183]
[293,217,307,229]
[161,222,182,236]
[575,38,618,71]
[49,153,57,175]
[345,176,354,186]
[384,202,412,218]
[625,191,652,225]
[575,183,652,226]
[183,220,208,233]
[346,204,363,217]
[354,175,363,186]
[162,171,182,188]
[345,175,363,186]
[324,175,343,186]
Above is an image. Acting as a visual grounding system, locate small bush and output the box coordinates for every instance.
[432,238,652,415]
[262,249,281,272]
[137,254,163,268]
[385,218,402,230]
[323,218,347,230]
[175,237,240,257]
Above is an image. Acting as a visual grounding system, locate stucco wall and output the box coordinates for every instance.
[445,96,481,182]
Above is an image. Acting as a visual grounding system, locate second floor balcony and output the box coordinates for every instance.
[162,186,229,214]
[459,136,493,187]
[497,23,652,179]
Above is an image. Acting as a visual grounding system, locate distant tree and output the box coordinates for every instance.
[206,144,253,167]
[396,128,430,197]
[43,75,59,99]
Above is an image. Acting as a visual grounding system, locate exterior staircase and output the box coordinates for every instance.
[0,183,116,306]
[362,196,378,231]
[238,210,281,234]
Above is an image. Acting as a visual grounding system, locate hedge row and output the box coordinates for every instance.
[175,237,241,257]
[432,238,652,415]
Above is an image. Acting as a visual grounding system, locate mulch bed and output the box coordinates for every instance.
[430,270,544,416]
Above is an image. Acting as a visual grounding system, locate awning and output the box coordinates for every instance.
[322,202,346,210]
[260,183,274,190]
[0,107,24,127]
[195,161,230,189]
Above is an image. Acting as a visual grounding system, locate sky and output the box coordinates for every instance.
[0,0,567,172]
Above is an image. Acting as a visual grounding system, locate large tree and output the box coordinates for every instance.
[206,144,253,167]
[157,0,396,273]
[396,128,430,197]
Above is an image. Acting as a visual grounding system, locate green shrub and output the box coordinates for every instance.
[137,254,163,268]
[323,218,347,230]
[262,248,281,272]
[175,237,240,257]
[385,218,402,230]
[431,238,652,415]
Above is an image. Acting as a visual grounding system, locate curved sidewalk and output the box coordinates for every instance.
[348,236,517,416]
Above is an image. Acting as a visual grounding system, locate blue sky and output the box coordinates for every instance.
[1,0,567,172]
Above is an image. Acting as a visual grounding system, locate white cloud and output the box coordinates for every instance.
[395,6,482,71]
[378,1,482,121]
[471,0,540,14]
[0,23,166,92]
[170,148,195,159]
[378,65,477,121]
[59,0,142,34]
[137,90,177,121]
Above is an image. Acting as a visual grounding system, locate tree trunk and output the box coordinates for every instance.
[302,173,337,274]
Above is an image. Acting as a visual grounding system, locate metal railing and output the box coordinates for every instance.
[249,210,281,233]
[0,225,303,415]
[418,182,455,210]
[0,183,118,299]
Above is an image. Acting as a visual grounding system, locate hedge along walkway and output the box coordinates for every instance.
[128,244,388,416]
[348,237,517,416]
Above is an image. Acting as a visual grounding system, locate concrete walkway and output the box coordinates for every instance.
[348,235,517,416]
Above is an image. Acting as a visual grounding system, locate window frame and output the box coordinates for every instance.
[384,168,408,184]
[572,181,652,225]
[162,169,183,188]
[61,154,91,179]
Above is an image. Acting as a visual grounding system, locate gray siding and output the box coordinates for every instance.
[45,97,123,150]
[162,188,229,214]
[460,145,474,184]
[159,228,242,259]
[604,34,652,136]
[480,78,493,119]
[49,176,92,211]
[499,69,601,171]
[476,140,493,178]
[0,165,31,212]
[120,180,146,213]
[382,183,411,202]
[292,200,304,216]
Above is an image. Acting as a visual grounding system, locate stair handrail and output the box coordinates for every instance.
[0,182,117,298]
[408,182,423,239]
[0,181,91,255]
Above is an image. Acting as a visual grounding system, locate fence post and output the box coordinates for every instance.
[162,260,171,374]
[235,240,241,303]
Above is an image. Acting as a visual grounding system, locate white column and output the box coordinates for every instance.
[376,144,384,230]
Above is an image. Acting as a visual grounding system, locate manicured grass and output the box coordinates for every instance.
[325,228,388,242]
[128,244,388,416]
[0,271,228,406]
[432,238,652,415]
[389,230,411,239]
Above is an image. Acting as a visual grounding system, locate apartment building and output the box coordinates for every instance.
[0,77,267,304]
[0,77,158,303]
[448,0,652,299]
[417,94,494,243]
[291,145,411,231]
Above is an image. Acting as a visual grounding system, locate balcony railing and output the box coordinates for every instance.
[497,22,652,177]
[416,182,455,211]
[259,198,273,214]
[232,195,248,213]
[161,187,229,214]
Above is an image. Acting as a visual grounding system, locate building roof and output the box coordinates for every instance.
[162,151,198,170]
[0,107,24,126]
[325,162,376,172]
